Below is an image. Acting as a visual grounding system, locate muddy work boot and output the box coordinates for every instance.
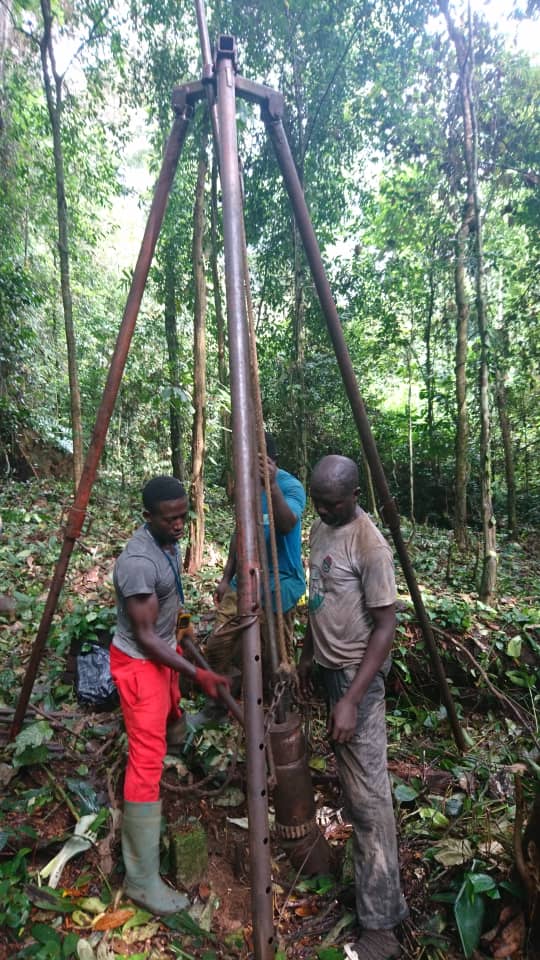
[346,929,401,959]
[122,800,189,915]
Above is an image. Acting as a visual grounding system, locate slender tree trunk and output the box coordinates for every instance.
[0,0,11,104]
[362,451,378,519]
[495,368,517,541]
[187,131,208,574]
[452,174,472,551]
[211,156,233,498]
[292,223,307,485]
[39,0,83,488]
[425,260,437,476]
[164,257,184,480]
[407,343,415,525]
[286,5,308,484]
[441,0,497,601]
[494,274,517,540]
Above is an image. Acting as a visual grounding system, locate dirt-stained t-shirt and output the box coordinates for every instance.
[112,525,182,659]
[308,510,396,669]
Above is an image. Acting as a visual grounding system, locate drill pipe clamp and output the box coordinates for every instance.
[274,817,318,841]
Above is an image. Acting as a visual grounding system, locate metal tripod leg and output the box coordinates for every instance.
[262,109,466,754]
[11,99,199,739]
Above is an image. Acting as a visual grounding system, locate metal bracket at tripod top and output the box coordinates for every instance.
[172,37,284,124]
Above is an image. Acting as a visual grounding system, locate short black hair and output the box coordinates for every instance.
[311,455,359,496]
[142,476,187,512]
[264,432,278,461]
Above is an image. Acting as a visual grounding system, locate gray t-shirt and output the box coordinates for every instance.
[112,524,181,659]
[308,510,396,669]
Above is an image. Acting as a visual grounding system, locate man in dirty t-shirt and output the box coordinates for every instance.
[299,455,408,960]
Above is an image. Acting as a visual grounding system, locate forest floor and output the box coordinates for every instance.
[0,477,539,960]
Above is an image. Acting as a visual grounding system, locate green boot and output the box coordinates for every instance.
[122,800,189,914]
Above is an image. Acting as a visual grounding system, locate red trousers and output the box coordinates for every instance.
[110,645,182,802]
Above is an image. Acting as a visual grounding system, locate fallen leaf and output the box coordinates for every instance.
[431,838,474,866]
[294,903,318,917]
[92,908,135,930]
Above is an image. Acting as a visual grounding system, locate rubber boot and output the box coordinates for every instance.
[122,800,189,914]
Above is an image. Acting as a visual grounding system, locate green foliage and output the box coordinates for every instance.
[0,849,32,935]
[58,603,116,654]
[432,865,502,958]
[15,925,79,959]
[12,722,54,768]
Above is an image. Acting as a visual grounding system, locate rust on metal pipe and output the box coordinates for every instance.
[269,713,335,875]
[214,36,275,959]
[11,104,197,740]
[261,110,466,754]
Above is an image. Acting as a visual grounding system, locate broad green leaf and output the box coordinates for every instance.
[467,873,497,895]
[394,783,418,802]
[454,881,484,958]
[13,722,53,756]
[506,635,522,658]
[24,883,75,913]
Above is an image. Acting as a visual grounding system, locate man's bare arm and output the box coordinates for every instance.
[328,604,396,744]
[125,593,230,698]
[262,455,298,534]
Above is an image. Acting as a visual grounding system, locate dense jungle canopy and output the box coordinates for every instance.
[1,0,539,546]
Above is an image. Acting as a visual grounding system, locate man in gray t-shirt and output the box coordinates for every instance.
[299,456,407,960]
[110,476,229,917]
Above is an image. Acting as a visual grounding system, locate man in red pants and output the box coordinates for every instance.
[110,476,230,915]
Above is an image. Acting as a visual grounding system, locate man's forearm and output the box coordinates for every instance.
[269,481,297,534]
[137,628,197,679]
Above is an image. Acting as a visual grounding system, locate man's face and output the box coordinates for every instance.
[310,483,358,527]
[145,497,189,545]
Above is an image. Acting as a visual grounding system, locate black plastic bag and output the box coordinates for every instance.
[75,644,119,710]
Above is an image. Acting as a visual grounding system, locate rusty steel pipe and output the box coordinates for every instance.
[269,713,334,876]
[11,110,193,739]
[215,38,275,959]
[264,112,466,754]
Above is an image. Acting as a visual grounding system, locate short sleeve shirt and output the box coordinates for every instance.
[231,468,306,613]
[262,468,306,612]
[112,525,182,659]
[308,510,396,669]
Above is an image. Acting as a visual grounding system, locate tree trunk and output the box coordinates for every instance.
[39,0,83,488]
[495,367,518,541]
[286,4,308,484]
[441,0,497,601]
[187,131,208,575]
[407,343,415,525]
[164,254,184,480]
[211,156,232,498]
[292,222,307,485]
[424,259,437,477]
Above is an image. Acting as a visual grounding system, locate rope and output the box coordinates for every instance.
[238,170,290,671]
